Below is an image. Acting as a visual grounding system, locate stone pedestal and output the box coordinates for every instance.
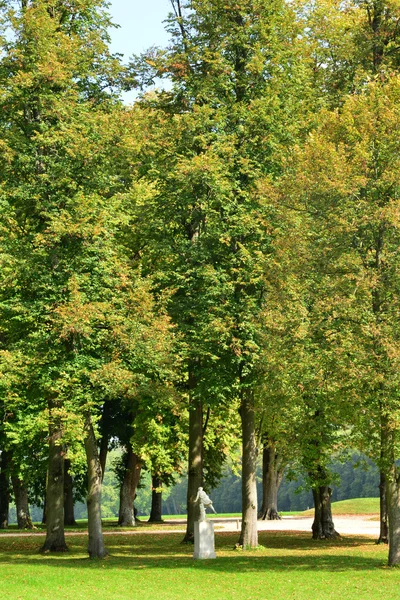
[193,520,216,559]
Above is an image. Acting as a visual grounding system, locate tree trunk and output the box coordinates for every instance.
[41,421,68,552]
[118,444,142,527]
[182,388,202,543]
[239,391,258,548]
[311,486,340,539]
[99,433,108,484]
[258,443,283,520]
[84,413,107,558]
[172,496,178,515]
[148,475,163,523]
[377,470,388,544]
[99,400,111,483]
[0,450,10,529]
[11,476,33,529]
[42,494,47,525]
[64,459,76,526]
[386,459,400,566]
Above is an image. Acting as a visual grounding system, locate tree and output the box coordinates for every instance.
[0,0,124,556]
[128,0,310,548]
[293,0,399,547]
[148,474,164,523]
[0,449,10,528]
[279,73,400,563]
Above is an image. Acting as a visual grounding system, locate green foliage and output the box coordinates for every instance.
[1,0,400,563]
[0,0,181,499]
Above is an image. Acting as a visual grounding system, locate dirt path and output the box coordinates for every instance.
[240,515,379,536]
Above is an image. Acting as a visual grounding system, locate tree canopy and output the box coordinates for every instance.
[1,0,400,567]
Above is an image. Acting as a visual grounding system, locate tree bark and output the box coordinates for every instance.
[148,475,163,523]
[99,400,112,483]
[182,386,202,543]
[41,494,47,525]
[311,486,340,539]
[41,421,68,552]
[377,470,388,544]
[387,462,400,566]
[239,391,258,548]
[0,450,10,529]
[99,434,108,484]
[258,443,283,520]
[11,476,33,529]
[64,459,76,526]
[84,413,107,558]
[118,444,142,527]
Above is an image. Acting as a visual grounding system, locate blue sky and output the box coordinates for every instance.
[108,0,171,59]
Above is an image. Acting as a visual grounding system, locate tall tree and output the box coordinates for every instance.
[278,73,400,563]
[128,0,309,548]
[0,0,125,556]
[0,449,10,528]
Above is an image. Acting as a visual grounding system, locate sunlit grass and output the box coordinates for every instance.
[302,498,380,517]
[0,530,398,600]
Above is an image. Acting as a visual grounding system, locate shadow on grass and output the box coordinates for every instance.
[0,521,187,536]
[0,531,388,572]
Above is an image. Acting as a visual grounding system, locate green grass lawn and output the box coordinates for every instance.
[0,530,398,600]
[302,498,380,517]
[331,498,379,514]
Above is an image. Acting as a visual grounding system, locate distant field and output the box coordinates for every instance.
[162,499,380,520]
[301,498,380,517]
[162,498,380,521]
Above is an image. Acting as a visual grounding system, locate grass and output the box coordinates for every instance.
[0,530,398,600]
[302,498,380,517]
[0,519,187,535]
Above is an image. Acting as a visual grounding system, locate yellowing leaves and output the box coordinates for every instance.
[52,276,108,341]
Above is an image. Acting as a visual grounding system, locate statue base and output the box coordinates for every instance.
[193,520,216,559]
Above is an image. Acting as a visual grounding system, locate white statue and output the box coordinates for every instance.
[194,486,216,521]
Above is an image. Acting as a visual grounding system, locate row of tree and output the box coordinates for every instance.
[6,451,379,521]
[0,0,400,566]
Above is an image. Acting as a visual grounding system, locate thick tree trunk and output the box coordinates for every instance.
[377,470,388,544]
[12,476,33,529]
[84,414,107,558]
[41,422,68,552]
[148,475,163,523]
[258,443,283,520]
[239,391,258,548]
[118,444,142,527]
[311,486,340,539]
[0,450,10,529]
[387,461,400,566]
[182,390,202,543]
[64,459,76,526]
